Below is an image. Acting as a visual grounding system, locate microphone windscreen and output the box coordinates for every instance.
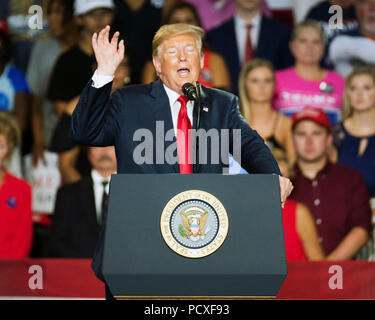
[182,83,197,101]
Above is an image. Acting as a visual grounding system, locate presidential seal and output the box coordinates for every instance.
[160,190,229,258]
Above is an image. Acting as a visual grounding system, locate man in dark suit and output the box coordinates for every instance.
[206,0,294,92]
[49,146,116,258]
[71,23,293,299]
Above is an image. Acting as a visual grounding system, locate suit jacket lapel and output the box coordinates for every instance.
[150,79,179,173]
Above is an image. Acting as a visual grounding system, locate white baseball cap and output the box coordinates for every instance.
[74,0,115,16]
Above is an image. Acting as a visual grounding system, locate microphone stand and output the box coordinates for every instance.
[193,81,202,174]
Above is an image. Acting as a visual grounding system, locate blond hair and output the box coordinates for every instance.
[238,58,275,123]
[152,23,204,57]
[0,112,21,162]
[342,66,375,120]
[291,19,325,42]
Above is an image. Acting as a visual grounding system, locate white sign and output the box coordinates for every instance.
[24,151,61,214]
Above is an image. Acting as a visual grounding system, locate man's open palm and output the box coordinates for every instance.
[92,25,125,76]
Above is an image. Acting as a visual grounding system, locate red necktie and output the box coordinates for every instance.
[243,23,254,64]
[177,95,192,174]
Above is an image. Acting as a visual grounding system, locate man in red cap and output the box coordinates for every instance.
[290,106,372,260]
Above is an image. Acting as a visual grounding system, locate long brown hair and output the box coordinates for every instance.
[342,66,375,120]
[238,58,275,124]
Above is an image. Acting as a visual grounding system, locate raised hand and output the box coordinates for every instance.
[92,25,125,77]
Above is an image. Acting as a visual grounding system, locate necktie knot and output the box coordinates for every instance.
[246,23,253,32]
[177,95,189,107]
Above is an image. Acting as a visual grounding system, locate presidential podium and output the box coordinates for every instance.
[102,174,287,299]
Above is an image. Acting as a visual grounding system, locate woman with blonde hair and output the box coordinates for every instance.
[333,66,375,216]
[0,112,32,258]
[273,19,345,125]
[239,58,295,164]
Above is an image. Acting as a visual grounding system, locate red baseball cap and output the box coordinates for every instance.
[292,106,331,132]
[0,20,9,36]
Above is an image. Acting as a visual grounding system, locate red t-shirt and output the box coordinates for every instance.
[282,200,307,261]
[0,171,32,258]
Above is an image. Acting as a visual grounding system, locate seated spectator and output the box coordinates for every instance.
[333,66,375,215]
[305,0,358,44]
[271,147,325,261]
[0,30,28,177]
[27,0,79,166]
[47,0,115,184]
[0,112,32,259]
[290,106,372,260]
[206,0,293,92]
[274,19,345,125]
[141,2,231,91]
[239,58,295,164]
[49,146,117,258]
[329,0,375,77]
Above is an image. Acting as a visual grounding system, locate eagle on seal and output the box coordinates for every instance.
[180,209,208,237]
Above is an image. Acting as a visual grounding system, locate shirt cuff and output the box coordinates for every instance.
[91,70,114,88]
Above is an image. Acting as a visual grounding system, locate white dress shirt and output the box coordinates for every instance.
[234,13,262,65]
[91,71,194,135]
[91,169,111,223]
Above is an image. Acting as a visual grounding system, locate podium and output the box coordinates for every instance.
[102,174,287,299]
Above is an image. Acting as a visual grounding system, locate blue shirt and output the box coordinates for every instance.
[335,122,375,197]
[0,64,29,111]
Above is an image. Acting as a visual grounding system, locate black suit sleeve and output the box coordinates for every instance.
[228,95,281,175]
[71,81,122,146]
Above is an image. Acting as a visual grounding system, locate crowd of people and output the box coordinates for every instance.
[0,0,374,262]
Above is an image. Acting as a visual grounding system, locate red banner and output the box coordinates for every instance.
[1,259,374,299]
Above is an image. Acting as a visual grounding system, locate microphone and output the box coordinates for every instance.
[182,82,197,101]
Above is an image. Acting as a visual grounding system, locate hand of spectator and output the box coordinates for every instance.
[32,141,46,167]
[92,25,125,77]
[279,176,293,208]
